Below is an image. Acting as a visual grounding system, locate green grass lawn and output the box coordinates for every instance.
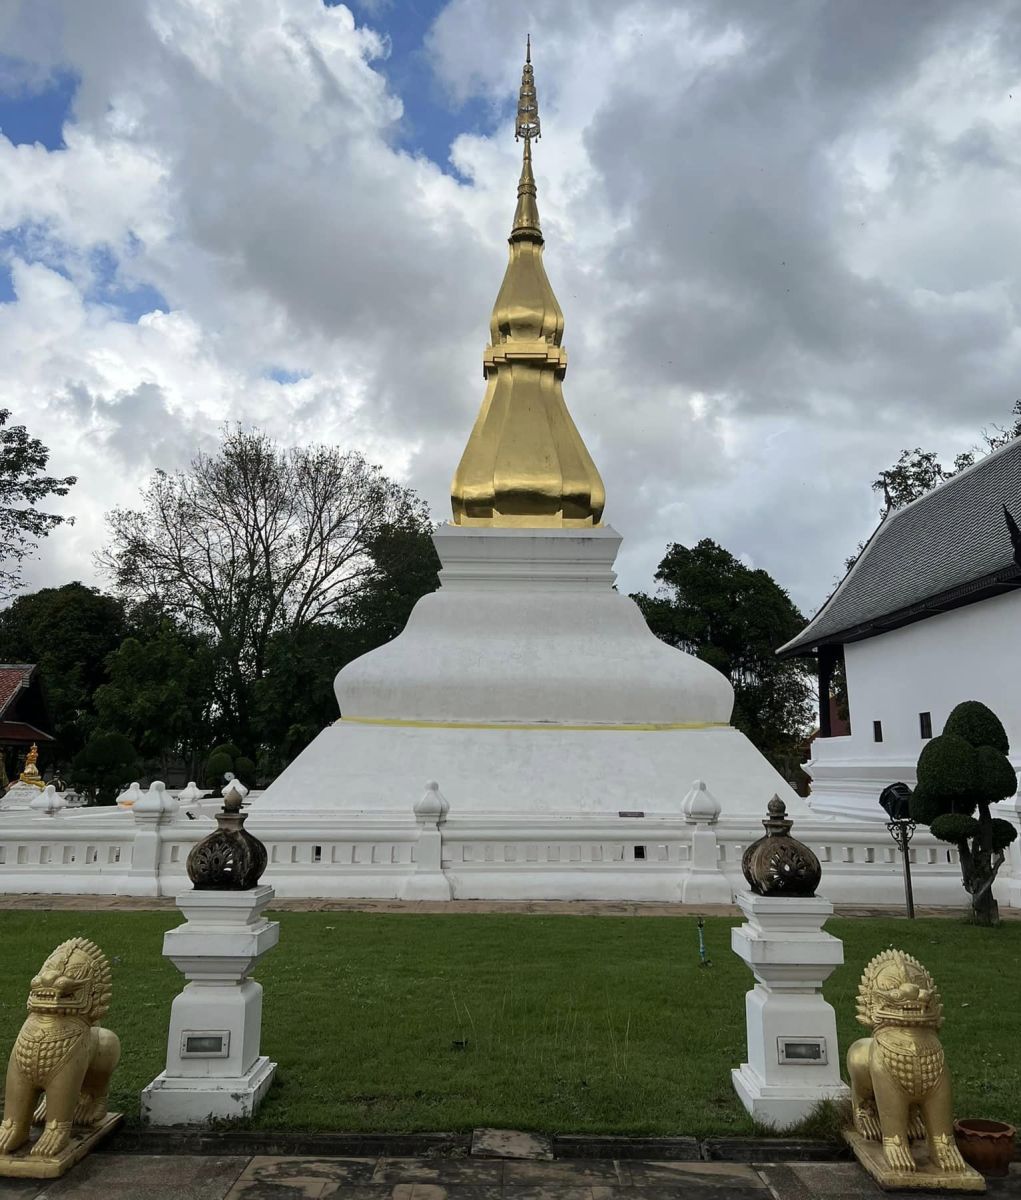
[0,910,1017,1137]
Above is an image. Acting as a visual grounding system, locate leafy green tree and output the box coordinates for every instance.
[632,539,812,776]
[910,701,1018,926]
[93,618,217,776]
[873,400,1021,519]
[70,732,140,806]
[254,623,352,772]
[98,426,431,746]
[253,523,440,771]
[0,583,126,762]
[338,523,440,662]
[0,409,76,598]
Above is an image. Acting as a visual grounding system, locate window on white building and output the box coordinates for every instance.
[873,720,883,743]
[920,712,933,739]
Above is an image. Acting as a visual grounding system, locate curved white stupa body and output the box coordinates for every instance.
[255,526,808,832]
[338,526,733,727]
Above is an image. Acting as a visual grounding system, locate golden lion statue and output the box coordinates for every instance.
[847,949,967,1175]
[0,938,120,1159]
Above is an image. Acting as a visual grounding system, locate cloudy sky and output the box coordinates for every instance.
[2,0,1020,616]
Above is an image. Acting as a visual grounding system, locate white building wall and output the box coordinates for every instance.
[806,590,1021,819]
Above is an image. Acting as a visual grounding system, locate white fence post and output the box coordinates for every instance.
[127,782,179,897]
[30,784,66,818]
[679,779,732,904]
[402,781,452,900]
[999,788,1021,908]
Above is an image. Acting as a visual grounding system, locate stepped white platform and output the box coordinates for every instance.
[241,523,813,899]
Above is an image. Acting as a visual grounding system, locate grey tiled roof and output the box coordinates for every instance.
[780,438,1021,655]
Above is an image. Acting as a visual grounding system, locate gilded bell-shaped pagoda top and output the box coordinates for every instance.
[451,40,605,528]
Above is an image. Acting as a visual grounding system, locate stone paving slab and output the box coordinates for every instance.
[32,1154,248,1199]
[470,1131,552,1162]
[0,892,1002,920]
[0,1156,1017,1200]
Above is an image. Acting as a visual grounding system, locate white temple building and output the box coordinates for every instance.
[780,438,1021,823]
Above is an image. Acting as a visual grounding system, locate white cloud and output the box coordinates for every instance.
[2,0,1021,619]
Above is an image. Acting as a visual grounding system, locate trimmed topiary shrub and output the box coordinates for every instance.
[945,700,1010,755]
[235,756,257,788]
[910,700,1018,925]
[71,733,140,806]
[203,743,256,795]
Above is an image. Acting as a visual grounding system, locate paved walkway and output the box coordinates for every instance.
[1,1154,1018,1200]
[0,894,996,919]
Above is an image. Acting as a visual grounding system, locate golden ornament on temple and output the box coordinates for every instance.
[451,39,605,528]
[17,743,43,791]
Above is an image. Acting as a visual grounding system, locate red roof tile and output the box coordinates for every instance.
[0,720,54,743]
[0,665,35,719]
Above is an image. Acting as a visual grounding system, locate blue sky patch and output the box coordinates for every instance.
[87,245,169,321]
[0,61,78,150]
[339,0,498,174]
[265,366,311,385]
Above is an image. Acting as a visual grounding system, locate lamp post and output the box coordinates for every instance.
[879,782,916,919]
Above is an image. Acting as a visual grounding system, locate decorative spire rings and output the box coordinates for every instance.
[450,40,605,529]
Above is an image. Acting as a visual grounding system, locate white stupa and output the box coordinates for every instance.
[252,45,807,897]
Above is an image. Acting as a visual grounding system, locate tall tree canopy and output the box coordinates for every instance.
[98,426,432,745]
[872,400,1021,518]
[93,615,217,776]
[0,409,76,598]
[632,539,812,775]
[253,523,440,771]
[0,582,126,762]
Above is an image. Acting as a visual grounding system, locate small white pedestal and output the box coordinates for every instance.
[731,890,850,1128]
[141,885,279,1125]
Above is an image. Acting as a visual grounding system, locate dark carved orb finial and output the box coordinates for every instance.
[186,781,267,890]
[741,794,822,897]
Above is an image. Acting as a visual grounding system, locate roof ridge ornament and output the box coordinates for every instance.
[1004,504,1021,567]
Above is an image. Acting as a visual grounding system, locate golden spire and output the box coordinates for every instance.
[450,40,605,528]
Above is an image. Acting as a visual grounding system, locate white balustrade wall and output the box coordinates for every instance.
[1,783,1018,907]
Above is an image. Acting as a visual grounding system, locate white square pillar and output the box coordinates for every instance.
[141,885,279,1124]
[731,890,850,1128]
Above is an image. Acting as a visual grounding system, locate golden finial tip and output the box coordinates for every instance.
[526,34,531,63]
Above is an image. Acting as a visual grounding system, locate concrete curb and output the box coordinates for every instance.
[98,1127,851,1162]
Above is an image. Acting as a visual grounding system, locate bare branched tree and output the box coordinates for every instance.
[97,426,430,742]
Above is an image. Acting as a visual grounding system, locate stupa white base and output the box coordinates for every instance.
[252,525,814,902]
[731,891,850,1128]
[255,720,803,822]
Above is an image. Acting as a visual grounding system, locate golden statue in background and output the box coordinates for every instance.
[845,949,982,1191]
[0,939,121,1178]
[450,39,605,528]
[17,743,44,790]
